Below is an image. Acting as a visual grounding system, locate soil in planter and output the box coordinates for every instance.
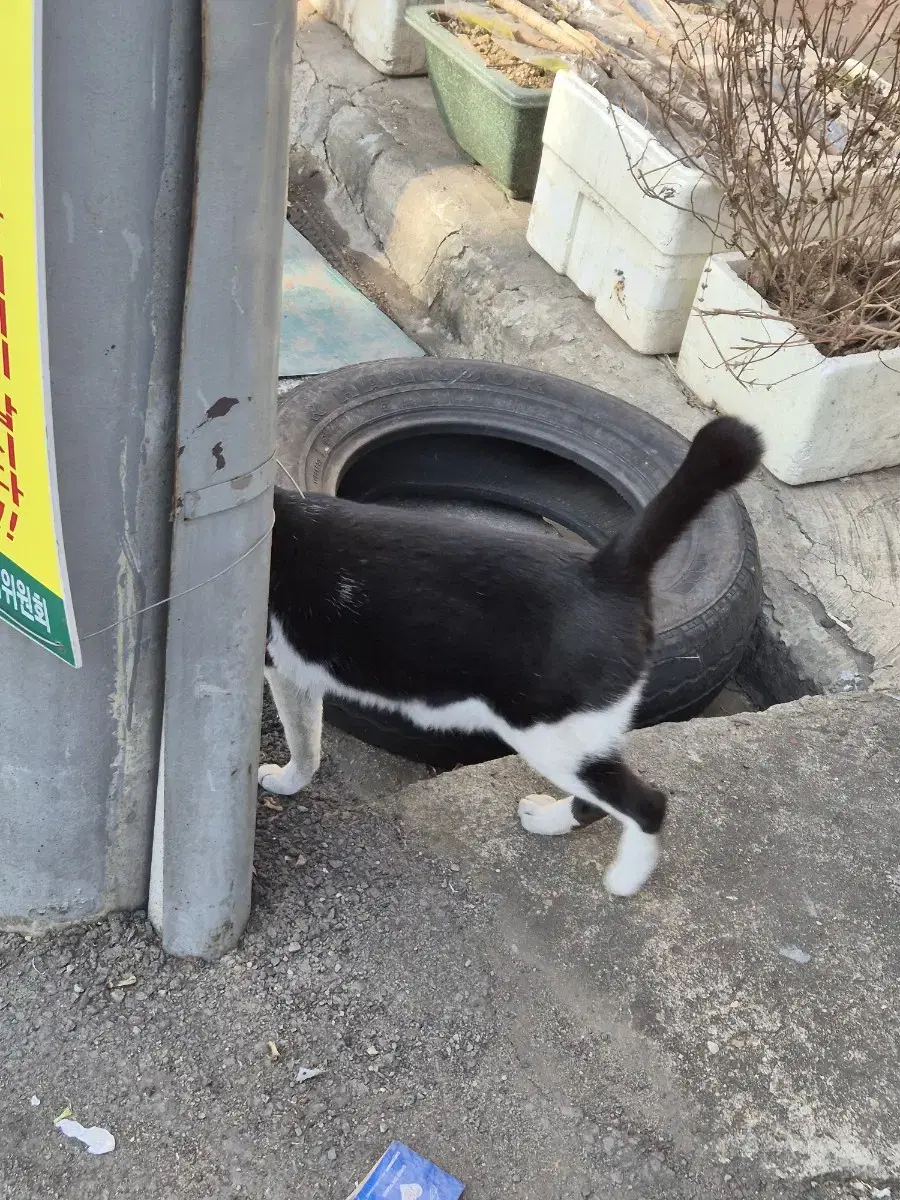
[746,241,900,357]
[434,14,554,88]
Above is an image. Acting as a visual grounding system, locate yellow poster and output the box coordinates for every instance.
[0,0,79,665]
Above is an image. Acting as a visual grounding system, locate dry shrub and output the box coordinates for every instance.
[658,0,900,356]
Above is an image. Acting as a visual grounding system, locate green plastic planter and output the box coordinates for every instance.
[406,6,551,199]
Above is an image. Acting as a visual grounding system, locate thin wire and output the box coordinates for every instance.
[80,516,275,642]
[275,456,305,497]
[77,453,305,644]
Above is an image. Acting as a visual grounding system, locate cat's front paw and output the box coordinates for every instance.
[518,794,578,836]
[258,762,309,796]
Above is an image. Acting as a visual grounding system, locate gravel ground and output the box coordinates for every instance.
[0,702,439,1200]
[0,712,737,1200]
[1,695,894,1200]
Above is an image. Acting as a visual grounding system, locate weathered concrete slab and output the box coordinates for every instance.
[290,7,900,702]
[384,693,900,1190]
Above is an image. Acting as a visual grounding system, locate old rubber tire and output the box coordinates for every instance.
[277,359,762,767]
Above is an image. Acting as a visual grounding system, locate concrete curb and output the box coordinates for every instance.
[292,9,900,702]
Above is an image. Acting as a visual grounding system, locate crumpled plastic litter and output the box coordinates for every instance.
[296,1066,325,1083]
[55,1118,116,1155]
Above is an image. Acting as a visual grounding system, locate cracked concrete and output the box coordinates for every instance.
[379,691,900,1194]
[290,4,900,699]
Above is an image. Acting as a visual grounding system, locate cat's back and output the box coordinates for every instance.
[270,488,592,582]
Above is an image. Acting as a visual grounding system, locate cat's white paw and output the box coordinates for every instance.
[603,830,660,896]
[603,861,647,897]
[258,762,309,796]
[518,794,578,836]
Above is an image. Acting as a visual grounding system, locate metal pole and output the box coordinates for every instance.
[0,1,198,930]
[151,0,295,959]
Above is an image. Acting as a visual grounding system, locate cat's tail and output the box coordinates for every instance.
[605,417,763,579]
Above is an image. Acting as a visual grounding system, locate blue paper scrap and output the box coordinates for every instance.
[349,1142,464,1200]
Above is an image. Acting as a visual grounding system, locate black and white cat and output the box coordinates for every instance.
[261,416,762,897]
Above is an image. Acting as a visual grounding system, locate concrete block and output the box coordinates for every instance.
[310,0,429,75]
[325,105,397,210]
[388,692,900,1180]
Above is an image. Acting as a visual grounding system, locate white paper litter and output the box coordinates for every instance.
[30,1096,40,1107]
[55,1118,116,1155]
[778,945,811,964]
[296,1066,325,1084]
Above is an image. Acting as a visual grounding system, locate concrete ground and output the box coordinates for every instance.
[288,5,900,706]
[2,693,898,1199]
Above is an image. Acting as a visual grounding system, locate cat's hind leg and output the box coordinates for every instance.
[517,757,665,896]
[259,665,323,796]
[518,793,588,836]
[577,757,666,896]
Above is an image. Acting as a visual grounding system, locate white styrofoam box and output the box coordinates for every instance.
[310,0,428,76]
[677,252,900,485]
[527,70,729,355]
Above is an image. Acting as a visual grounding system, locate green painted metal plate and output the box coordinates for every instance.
[279,222,423,377]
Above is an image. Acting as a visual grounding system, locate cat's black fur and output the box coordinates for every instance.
[268,493,646,726]
[268,418,761,721]
[264,416,763,893]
